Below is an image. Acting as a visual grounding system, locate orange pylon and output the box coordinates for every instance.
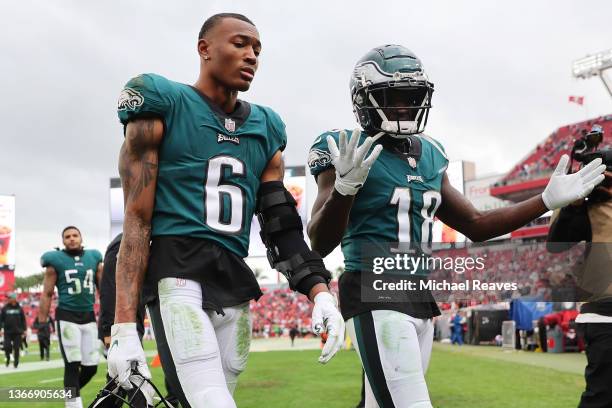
[151,354,161,368]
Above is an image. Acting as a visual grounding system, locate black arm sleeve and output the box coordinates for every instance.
[257,181,331,296]
[546,203,591,253]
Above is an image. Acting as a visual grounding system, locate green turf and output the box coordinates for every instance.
[3,348,62,365]
[2,339,159,365]
[0,343,586,407]
[427,345,585,408]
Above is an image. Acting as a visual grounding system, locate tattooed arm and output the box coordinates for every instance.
[115,118,164,323]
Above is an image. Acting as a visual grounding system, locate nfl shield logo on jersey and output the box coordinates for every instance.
[408,157,417,168]
[225,118,236,133]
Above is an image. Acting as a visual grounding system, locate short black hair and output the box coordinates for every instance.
[198,13,255,40]
[62,226,81,237]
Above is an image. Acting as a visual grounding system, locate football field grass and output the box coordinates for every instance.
[0,341,586,407]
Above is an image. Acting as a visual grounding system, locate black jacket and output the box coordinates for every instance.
[98,233,145,341]
[547,203,612,315]
[0,302,26,335]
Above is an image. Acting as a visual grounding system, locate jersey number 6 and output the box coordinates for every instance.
[204,155,247,234]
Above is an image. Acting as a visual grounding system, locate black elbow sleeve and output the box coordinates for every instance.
[256,181,331,295]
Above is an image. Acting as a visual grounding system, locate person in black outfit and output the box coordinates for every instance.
[34,316,54,361]
[98,234,145,350]
[0,293,26,368]
[289,326,298,347]
[547,169,612,408]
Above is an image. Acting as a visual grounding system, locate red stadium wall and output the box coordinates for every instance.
[0,267,15,292]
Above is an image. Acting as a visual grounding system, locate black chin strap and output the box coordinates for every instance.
[64,247,85,257]
[380,135,422,163]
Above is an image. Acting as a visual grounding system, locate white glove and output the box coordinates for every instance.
[311,291,345,364]
[107,323,151,391]
[327,129,383,196]
[542,154,606,210]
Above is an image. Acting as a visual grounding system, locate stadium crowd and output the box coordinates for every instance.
[495,115,612,186]
[250,281,339,338]
[428,241,584,305]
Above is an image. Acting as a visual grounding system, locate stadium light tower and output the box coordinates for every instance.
[572,48,612,100]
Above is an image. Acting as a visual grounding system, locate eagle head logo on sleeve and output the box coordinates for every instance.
[307,148,332,169]
[117,87,145,111]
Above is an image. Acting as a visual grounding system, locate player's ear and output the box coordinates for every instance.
[198,38,211,61]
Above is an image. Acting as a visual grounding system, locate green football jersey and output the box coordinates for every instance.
[40,249,102,312]
[117,73,287,257]
[308,130,449,272]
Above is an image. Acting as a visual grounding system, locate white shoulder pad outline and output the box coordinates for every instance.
[421,134,448,160]
[311,128,348,148]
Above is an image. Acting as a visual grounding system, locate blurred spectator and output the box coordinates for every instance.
[289,326,299,347]
[0,293,26,368]
[450,311,465,345]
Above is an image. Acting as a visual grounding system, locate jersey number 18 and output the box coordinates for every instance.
[390,188,441,251]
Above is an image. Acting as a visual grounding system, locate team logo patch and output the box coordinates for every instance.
[307,148,332,168]
[117,87,144,111]
[217,134,240,145]
[225,118,236,132]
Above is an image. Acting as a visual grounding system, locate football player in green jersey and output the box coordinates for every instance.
[107,13,343,408]
[38,226,103,408]
[308,45,606,408]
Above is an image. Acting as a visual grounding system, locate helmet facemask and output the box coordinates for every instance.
[355,84,432,138]
[350,52,434,139]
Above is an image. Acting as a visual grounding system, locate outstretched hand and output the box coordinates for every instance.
[542,154,606,210]
[327,129,383,196]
